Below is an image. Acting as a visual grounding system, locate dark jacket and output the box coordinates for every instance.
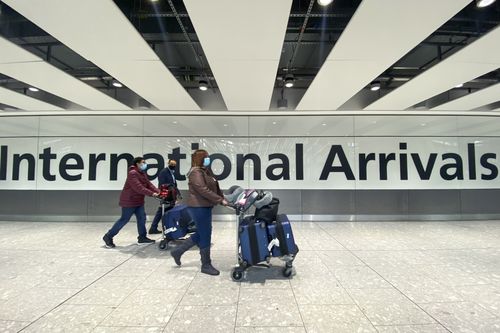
[158,167,177,187]
[187,167,223,207]
[119,166,159,207]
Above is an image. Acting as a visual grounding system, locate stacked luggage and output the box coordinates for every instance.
[225,186,299,281]
[157,184,194,250]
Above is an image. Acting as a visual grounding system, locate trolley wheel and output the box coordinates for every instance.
[231,268,243,281]
[159,239,168,250]
[283,267,293,278]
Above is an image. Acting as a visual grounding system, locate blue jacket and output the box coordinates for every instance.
[158,167,177,187]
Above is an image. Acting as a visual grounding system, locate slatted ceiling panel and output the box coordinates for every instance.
[184,0,292,111]
[0,37,130,111]
[0,37,39,63]
[3,0,199,111]
[432,83,500,111]
[297,0,470,111]
[106,60,199,111]
[0,86,63,111]
[366,25,500,111]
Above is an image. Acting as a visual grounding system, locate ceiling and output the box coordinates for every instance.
[0,0,499,112]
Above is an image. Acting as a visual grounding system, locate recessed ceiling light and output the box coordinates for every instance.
[28,87,39,92]
[476,0,496,7]
[199,80,208,91]
[284,74,294,88]
[370,81,381,91]
[317,0,334,6]
[112,80,123,88]
[455,83,464,88]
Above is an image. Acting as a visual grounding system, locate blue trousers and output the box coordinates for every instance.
[107,206,147,239]
[188,207,212,249]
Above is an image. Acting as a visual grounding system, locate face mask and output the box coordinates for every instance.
[139,163,148,171]
[203,157,210,167]
[168,165,176,170]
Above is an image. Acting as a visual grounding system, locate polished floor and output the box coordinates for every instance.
[1,219,500,333]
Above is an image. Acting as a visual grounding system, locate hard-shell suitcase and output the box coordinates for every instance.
[239,216,270,266]
[162,204,190,240]
[267,214,298,257]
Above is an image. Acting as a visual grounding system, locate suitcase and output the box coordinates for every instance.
[267,214,298,257]
[162,204,190,240]
[239,216,270,266]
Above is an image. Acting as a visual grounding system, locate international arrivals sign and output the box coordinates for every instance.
[0,137,499,190]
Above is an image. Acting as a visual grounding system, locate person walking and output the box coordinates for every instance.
[102,156,159,248]
[170,149,228,275]
[149,159,181,234]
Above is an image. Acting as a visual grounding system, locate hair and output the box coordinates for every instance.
[191,149,208,167]
[133,156,144,166]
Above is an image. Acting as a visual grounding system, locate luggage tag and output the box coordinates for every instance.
[165,227,178,234]
[267,237,280,252]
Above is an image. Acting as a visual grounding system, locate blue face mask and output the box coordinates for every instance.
[139,163,148,171]
[203,157,210,167]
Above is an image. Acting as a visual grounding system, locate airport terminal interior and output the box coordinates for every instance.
[1,0,500,332]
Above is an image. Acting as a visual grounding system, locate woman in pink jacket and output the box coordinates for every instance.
[103,156,159,248]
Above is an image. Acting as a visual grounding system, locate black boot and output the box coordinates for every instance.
[200,247,220,276]
[171,238,195,266]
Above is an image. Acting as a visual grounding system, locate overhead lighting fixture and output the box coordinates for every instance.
[28,87,39,92]
[199,80,208,91]
[476,0,496,7]
[112,80,123,88]
[317,0,334,6]
[370,81,381,91]
[455,83,464,88]
[284,74,294,88]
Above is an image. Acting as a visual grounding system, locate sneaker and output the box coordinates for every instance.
[148,228,162,235]
[103,234,115,248]
[137,236,155,245]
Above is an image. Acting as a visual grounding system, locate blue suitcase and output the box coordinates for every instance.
[162,204,190,240]
[239,216,270,266]
[267,214,298,257]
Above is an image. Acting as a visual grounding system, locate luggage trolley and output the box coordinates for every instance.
[225,187,297,281]
[156,184,176,250]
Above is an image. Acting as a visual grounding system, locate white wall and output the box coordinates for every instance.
[2,113,500,191]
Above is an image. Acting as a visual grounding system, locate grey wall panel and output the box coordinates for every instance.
[302,190,355,215]
[38,190,88,216]
[264,189,302,215]
[2,189,500,221]
[88,190,121,216]
[0,190,38,215]
[355,190,408,215]
[460,189,500,214]
[408,190,461,215]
